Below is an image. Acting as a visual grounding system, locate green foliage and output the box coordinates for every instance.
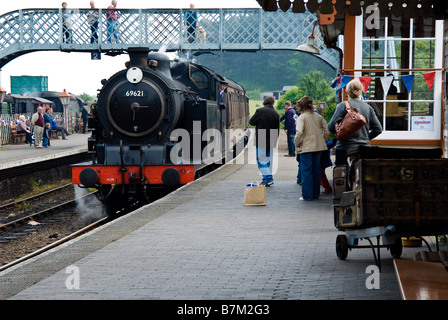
[321,101,336,124]
[277,70,336,111]
[78,93,95,104]
[297,71,336,105]
[247,88,261,100]
[276,87,300,110]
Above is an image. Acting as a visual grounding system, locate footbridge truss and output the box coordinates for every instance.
[0,7,339,69]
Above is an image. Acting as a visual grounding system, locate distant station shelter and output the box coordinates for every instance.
[258,0,448,156]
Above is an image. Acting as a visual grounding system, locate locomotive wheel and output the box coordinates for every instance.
[336,234,349,260]
[389,237,403,258]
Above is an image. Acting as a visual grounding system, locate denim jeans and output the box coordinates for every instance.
[256,147,274,183]
[299,151,321,200]
[107,20,120,43]
[287,130,296,156]
[90,21,98,43]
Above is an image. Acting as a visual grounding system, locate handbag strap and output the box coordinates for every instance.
[344,100,352,111]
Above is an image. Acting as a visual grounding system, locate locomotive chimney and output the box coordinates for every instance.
[127,47,150,70]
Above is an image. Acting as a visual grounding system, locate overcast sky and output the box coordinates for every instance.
[0,0,261,96]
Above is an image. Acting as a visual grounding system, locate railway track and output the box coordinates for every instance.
[0,184,76,225]
[0,184,107,270]
[0,217,108,272]
[0,157,227,272]
[0,186,92,230]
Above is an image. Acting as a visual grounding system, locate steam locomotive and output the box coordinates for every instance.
[72,47,250,214]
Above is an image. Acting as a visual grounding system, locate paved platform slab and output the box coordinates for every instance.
[0,133,88,169]
[0,131,443,301]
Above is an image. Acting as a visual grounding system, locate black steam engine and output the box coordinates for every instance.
[73,47,249,214]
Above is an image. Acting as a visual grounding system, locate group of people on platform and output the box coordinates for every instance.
[249,79,382,201]
[16,103,90,148]
[16,107,72,149]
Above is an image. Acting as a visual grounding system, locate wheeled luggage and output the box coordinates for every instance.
[332,146,448,267]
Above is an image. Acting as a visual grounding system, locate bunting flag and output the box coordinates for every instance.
[331,73,341,89]
[402,74,415,93]
[359,76,372,94]
[338,75,352,93]
[423,71,436,91]
[380,75,394,95]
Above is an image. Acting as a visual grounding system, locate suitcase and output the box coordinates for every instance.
[334,147,448,231]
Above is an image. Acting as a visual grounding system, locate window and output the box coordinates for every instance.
[189,65,209,90]
[355,14,443,140]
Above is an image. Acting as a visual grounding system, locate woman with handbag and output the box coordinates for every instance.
[328,79,382,153]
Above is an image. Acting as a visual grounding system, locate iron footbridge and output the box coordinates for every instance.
[0,7,339,69]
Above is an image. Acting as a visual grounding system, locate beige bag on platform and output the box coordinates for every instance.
[244,181,266,206]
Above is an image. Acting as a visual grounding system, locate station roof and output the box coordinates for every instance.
[5,94,54,104]
[256,0,448,19]
[257,0,447,46]
[32,97,54,104]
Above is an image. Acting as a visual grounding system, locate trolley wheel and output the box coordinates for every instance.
[336,234,349,260]
[389,237,403,258]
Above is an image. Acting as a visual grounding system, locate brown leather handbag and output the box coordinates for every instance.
[335,101,367,141]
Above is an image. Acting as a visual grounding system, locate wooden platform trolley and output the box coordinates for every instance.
[332,146,448,269]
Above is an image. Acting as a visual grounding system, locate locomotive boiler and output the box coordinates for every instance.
[72,47,249,214]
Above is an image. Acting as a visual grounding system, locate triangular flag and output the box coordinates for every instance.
[380,75,393,95]
[423,72,436,91]
[402,74,415,93]
[331,73,341,89]
[359,76,372,94]
[337,75,352,94]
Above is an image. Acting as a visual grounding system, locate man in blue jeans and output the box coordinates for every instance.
[249,96,280,186]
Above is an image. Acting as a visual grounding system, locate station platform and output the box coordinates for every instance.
[0,133,89,170]
[0,131,440,301]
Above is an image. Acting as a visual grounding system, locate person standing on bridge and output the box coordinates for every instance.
[62,2,72,43]
[106,0,120,43]
[185,3,198,43]
[87,1,99,43]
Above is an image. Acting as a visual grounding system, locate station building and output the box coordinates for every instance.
[257,0,448,157]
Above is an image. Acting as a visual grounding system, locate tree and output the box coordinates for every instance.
[276,70,337,128]
[276,70,336,111]
[78,93,95,104]
[296,70,336,106]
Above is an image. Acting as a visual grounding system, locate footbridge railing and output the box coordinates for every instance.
[0,8,339,69]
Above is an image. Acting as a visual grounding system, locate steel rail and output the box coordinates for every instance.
[0,191,96,230]
[0,216,108,272]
